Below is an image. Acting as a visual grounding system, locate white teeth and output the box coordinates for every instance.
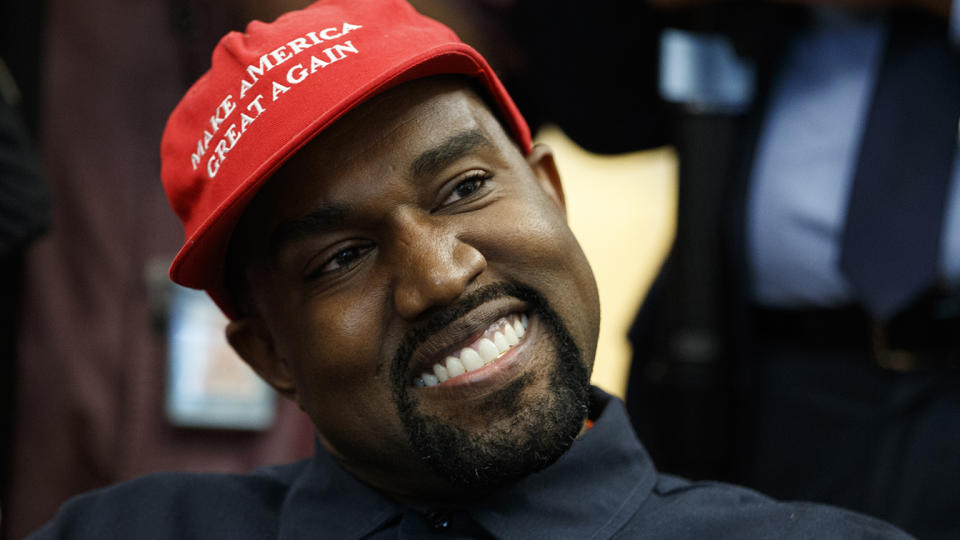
[460,348,483,371]
[446,356,466,377]
[493,332,509,353]
[513,319,525,338]
[503,324,519,346]
[477,338,499,363]
[416,312,531,387]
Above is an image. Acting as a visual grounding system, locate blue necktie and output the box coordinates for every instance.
[839,13,960,320]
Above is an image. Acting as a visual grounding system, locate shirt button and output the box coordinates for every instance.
[426,510,450,531]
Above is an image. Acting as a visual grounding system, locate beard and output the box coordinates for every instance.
[390,281,591,490]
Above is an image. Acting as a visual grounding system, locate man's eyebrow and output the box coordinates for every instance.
[269,203,351,259]
[410,130,492,178]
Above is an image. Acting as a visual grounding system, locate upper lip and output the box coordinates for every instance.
[406,297,529,381]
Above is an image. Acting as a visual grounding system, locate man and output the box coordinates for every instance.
[31,0,911,537]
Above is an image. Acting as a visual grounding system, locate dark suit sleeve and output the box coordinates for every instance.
[0,89,47,256]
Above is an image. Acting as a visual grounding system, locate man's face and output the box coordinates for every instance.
[228,77,601,499]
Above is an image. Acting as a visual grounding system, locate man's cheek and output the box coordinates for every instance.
[475,203,570,261]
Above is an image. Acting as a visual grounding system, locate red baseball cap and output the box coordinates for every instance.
[161,0,531,318]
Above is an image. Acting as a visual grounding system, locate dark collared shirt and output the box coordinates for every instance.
[31,388,911,539]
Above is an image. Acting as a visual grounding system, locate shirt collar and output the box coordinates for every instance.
[279,386,656,539]
[278,444,403,540]
[468,387,657,539]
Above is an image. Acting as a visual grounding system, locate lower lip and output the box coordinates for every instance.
[412,317,537,399]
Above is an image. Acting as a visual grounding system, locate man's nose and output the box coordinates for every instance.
[390,213,486,320]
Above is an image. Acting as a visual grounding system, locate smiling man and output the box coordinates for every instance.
[30,0,912,538]
[223,76,600,501]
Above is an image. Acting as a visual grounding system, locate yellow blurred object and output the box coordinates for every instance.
[534,126,677,399]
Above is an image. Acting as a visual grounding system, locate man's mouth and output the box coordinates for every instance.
[413,313,529,387]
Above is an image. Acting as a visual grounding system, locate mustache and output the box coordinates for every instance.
[389,281,548,386]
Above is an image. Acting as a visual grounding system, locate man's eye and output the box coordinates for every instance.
[440,172,490,207]
[308,245,371,279]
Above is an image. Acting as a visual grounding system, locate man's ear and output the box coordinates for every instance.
[526,143,566,215]
[226,317,299,404]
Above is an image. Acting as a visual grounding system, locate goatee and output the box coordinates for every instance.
[390,281,590,490]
